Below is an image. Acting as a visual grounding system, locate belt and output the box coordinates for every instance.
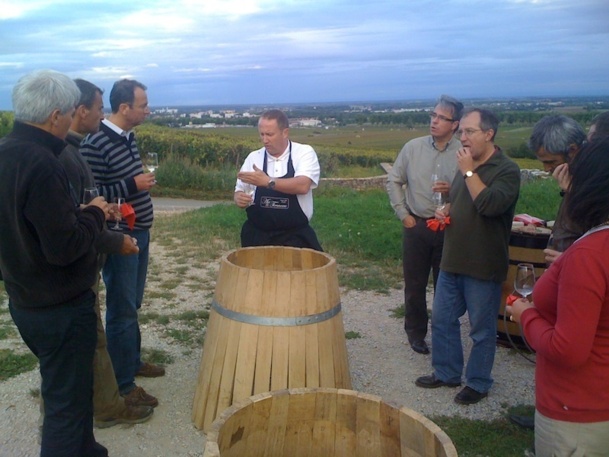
[411,213,434,221]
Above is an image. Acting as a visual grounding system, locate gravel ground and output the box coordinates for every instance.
[0,234,536,456]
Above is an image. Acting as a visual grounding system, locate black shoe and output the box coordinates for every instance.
[410,340,430,355]
[415,374,461,389]
[509,414,535,430]
[454,386,488,405]
[93,442,109,457]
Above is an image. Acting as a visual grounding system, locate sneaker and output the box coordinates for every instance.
[121,386,159,408]
[95,405,154,429]
[136,362,166,378]
[454,386,488,405]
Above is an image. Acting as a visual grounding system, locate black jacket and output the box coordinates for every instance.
[0,122,105,308]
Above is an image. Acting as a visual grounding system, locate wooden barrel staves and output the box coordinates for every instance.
[498,230,550,348]
[192,246,352,431]
[203,388,458,457]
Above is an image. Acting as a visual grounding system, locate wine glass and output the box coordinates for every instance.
[514,263,535,299]
[145,152,159,173]
[82,187,99,204]
[113,197,124,230]
[245,185,256,206]
[431,173,446,210]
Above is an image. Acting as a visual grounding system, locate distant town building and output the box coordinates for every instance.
[291,118,322,128]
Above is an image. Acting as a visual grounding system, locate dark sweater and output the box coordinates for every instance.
[80,121,153,231]
[441,148,521,282]
[60,131,124,255]
[0,122,105,308]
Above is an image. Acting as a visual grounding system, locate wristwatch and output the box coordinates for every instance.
[464,170,475,179]
[268,179,276,190]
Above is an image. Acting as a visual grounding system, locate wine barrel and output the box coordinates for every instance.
[203,388,458,457]
[498,230,550,348]
[192,246,352,431]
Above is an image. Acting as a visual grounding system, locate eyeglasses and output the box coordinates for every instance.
[457,128,483,137]
[429,112,455,122]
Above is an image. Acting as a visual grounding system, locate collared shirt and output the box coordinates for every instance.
[235,141,320,220]
[387,135,460,220]
[102,118,134,140]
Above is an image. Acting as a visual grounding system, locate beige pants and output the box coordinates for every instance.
[535,410,609,457]
[91,275,127,421]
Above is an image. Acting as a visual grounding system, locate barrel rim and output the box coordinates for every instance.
[204,387,459,456]
[222,246,336,272]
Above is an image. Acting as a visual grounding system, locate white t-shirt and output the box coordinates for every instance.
[235,141,320,220]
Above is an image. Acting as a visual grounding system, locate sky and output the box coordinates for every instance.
[1,0,608,109]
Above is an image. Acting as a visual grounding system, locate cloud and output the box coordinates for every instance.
[0,0,607,108]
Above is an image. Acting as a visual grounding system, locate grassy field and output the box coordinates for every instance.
[196,124,533,159]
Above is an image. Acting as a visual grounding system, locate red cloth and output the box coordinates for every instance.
[521,230,609,423]
[120,203,136,230]
[505,293,519,306]
[426,216,451,231]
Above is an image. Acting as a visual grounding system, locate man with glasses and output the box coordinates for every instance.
[415,108,520,405]
[387,95,463,355]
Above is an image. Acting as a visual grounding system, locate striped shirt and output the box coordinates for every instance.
[81,120,153,230]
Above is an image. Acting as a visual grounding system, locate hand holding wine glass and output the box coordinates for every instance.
[514,263,535,299]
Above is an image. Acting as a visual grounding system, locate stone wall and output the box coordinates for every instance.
[319,175,388,190]
[319,167,548,191]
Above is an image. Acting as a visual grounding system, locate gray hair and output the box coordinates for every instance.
[528,115,586,156]
[12,70,80,124]
[436,95,464,122]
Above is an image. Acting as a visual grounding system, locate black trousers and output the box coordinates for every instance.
[402,216,444,343]
[10,291,98,457]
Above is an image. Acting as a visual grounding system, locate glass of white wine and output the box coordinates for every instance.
[431,172,446,213]
[514,263,535,299]
[146,152,159,173]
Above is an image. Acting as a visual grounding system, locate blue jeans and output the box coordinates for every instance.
[10,291,98,457]
[103,229,150,394]
[431,271,502,393]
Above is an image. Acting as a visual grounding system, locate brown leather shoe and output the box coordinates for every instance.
[136,362,166,378]
[121,386,159,408]
[95,405,154,429]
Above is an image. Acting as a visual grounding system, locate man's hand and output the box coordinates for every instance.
[134,172,157,191]
[552,163,571,191]
[234,191,254,209]
[238,164,269,187]
[456,147,474,174]
[543,248,562,265]
[431,180,451,194]
[87,196,110,220]
[402,215,416,228]
[120,235,139,255]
